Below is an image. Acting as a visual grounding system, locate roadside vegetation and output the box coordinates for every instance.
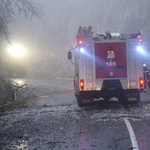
[0,75,32,113]
[0,0,43,113]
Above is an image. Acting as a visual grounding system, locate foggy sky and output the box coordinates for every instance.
[4,0,150,77]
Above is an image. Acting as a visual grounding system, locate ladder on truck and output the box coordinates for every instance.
[86,45,94,90]
[128,43,137,88]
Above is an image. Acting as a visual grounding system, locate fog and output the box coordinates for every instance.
[4,0,150,78]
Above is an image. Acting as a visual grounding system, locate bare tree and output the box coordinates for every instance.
[0,1,43,109]
[0,0,43,41]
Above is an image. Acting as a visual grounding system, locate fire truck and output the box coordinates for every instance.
[68,26,144,106]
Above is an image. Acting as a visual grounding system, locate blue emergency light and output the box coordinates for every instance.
[137,46,142,51]
[80,47,85,52]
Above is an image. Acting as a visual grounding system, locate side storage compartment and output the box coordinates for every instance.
[126,39,143,89]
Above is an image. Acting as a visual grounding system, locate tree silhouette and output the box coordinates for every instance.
[0,0,43,41]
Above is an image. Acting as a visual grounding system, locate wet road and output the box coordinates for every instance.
[0,78,150,150]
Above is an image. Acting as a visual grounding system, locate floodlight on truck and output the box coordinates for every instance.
[80,47,85,52]
[137,45,143,51]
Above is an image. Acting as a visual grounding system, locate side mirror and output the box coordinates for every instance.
[68,51,72,60]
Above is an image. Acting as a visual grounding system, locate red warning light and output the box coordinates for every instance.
[138,38,142,42]
[80,79,84,90]
[80,79,84,86]
[80,82,84,86]
[140,80,143,84]
[78,40,83,45]
[139,77,144,89]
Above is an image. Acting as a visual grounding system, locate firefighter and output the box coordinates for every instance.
[143,64,150,90]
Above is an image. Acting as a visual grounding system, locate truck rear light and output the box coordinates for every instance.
[78,40,83,45]
[80,79,84,91]
[138,38,142,42]
[139,77,144,89]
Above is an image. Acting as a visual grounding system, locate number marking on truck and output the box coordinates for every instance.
[106,62,116,66]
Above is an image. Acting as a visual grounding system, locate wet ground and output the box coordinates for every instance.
[0,78,150,150]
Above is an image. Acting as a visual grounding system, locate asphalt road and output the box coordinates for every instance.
[0,78,150,150]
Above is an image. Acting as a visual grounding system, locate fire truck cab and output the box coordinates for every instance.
[68,26,144,106]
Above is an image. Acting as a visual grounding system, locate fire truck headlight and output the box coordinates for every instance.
[137,46,143,52]
[80,47,85,52]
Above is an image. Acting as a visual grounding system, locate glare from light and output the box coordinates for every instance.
[8,45,24,57]
[138,38,142,42]
[137,46,142,52]
[79,40,83,44]
[16,80,24,86]
[80,48,84,52]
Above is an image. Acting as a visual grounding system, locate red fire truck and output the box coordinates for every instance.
[68,26,144,106]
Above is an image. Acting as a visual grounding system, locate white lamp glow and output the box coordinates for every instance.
[8,45,24,57]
